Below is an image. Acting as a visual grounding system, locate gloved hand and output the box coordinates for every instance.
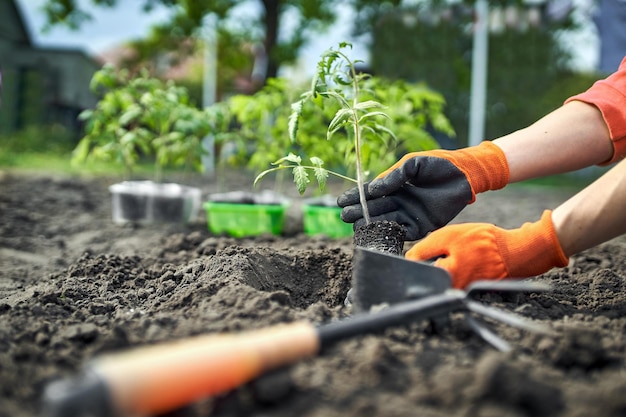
[405,210,570,289]
[337,141,509,240]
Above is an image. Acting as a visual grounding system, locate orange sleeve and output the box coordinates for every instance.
[565,56,626,164]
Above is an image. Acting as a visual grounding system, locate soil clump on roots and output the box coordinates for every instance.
[2,171,626,417]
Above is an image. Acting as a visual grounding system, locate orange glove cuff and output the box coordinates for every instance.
[444,141,510,197]
[377,141,510,200]
[393,141,509,201]
[496,210,569,278]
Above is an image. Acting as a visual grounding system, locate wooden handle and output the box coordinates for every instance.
[92,321,319,416]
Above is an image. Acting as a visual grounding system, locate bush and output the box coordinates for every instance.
[73,65,214,181]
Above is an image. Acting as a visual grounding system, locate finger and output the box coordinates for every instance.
[367,171,407,198]
[353,218,366,230]
[432,256,468,289]
[337,183,374,207]
[340,196,398,223]
[340,204,364,223]
[405,237,449,262]
[336,187,360,207]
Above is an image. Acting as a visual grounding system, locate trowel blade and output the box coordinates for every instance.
[351,247,452,312]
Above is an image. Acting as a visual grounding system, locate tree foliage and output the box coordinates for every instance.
[42,0,336,84]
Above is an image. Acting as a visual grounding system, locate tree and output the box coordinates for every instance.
[350,0,579,145]
[42,0,336,84]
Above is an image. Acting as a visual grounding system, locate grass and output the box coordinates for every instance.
[0,150,160,178]
[0,125,189,179]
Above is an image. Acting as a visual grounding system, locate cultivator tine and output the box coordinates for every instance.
[465,316,512,352]
[466,280,551,296]
[466,300,553,335]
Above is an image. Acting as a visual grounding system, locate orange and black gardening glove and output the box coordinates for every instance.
[406,210,570,289]
[337,141,509,240]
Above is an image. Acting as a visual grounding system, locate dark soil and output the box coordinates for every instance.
[2,170,626,417]
[353,220,406,255]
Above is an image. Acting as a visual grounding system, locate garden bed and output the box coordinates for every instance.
[2,170,626,417]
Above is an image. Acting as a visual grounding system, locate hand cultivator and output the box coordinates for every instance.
[350,247,552,351]
[42,247,550,417]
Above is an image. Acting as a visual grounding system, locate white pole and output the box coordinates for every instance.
[202,14,218,176]
[468,0,489,147]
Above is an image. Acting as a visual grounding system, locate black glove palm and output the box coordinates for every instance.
[338,156,472,241]
[339,142,510,241]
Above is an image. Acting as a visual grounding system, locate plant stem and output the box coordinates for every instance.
[353,123,371,225]
[345,53,371,225]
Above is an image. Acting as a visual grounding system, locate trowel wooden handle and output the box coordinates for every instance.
[102,321,320,415]
[62,322,319,417]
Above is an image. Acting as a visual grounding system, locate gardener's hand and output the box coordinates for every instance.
[337,141,510,240]
[405,210,569,289]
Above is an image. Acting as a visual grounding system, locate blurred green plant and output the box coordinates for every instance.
[72,65,215,181]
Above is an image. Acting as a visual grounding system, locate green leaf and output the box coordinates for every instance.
[327,123,346,141]
[327,108,352,136]
[273,153,301,166]
[372,123,398,142]
[310,72,320,96]
[310,156,324,167]
[358,111,391,123]
[78,109,93,121]
[312,92,324,108]
[293,165,310,195]
[119,105,142,126]
[354,100,385,110]
[310,157,328,191]
[254,168,278,187]
[288,100,303,142]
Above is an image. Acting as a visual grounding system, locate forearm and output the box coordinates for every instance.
[493,101,613,183]
[552,158,626,256]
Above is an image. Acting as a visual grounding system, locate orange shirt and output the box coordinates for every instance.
[566,57,626,164]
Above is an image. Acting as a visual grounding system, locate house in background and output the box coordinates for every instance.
[0,0,101,135]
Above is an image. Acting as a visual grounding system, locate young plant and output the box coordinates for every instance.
[255,42,394,224]
[252,42,455,232]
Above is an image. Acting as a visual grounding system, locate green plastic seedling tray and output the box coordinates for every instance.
[203,201,289,237]
[302,203,353,238]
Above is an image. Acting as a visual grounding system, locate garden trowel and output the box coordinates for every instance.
[351,247,550,312]
[351,246,452,312]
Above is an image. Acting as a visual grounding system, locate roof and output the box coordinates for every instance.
[0,0,33,45]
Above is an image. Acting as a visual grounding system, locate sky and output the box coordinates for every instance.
[16,0,370,80]
[18,0,172,54]
[17,0,598,75]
